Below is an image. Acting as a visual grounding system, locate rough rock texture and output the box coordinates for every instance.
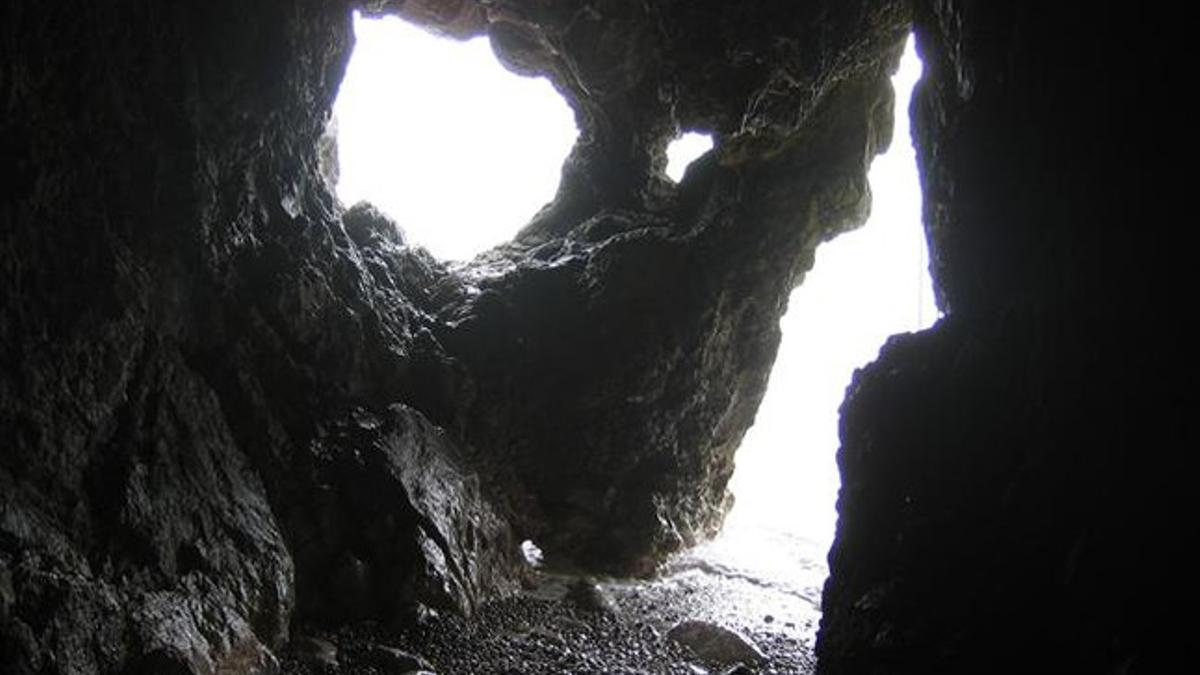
[439,64,902,574]
[1,0,908,671]
[431,1,909,574]
[356,0,911,574]
[0,2,517,672]
[5,0,1173,672]
[816,3,1183,674]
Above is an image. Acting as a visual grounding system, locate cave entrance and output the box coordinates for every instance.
[332,12,578,260]
[679,34,938,600]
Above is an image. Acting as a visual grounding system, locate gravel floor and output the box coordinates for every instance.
[283,534,827,675]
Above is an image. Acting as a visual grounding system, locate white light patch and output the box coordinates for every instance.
[520,539,544,567]
[665,132,714,182]
[333,14,578,260]
[715,36,939,579]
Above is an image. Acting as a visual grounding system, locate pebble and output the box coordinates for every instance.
[280,563,821,674]
[293,636,338,669]
[567,578,618,615]
[666,620,766,666]
[365,645,435,674]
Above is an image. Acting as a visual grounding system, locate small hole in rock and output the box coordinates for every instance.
[665,132,714,183]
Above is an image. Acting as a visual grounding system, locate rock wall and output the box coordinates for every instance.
[817,3,1182,673]
[0,2,518,672]
[2,0,910,671]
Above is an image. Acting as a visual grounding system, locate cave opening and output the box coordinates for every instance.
[332,12,578,261]
[336,9,937,610]
[335,13,936,666]
[683,34,938,600]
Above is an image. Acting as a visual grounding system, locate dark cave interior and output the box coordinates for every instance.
[0,1,1182,674]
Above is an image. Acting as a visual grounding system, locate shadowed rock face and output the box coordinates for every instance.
[438,65,902,574]
[386,0,909,575]
[1,0,906,671]
[0,0,1174,673]
[817,3,1179,674]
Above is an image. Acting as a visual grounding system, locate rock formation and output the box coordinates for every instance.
[818,4,1178,673]
[0,1,1173,673]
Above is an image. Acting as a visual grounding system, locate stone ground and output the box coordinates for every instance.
[283,532,827,674]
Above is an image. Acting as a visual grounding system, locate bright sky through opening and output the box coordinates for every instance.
[333,14,578,261]
[334,19,937,580]
[666,132,715,182]
[720,36,938,563]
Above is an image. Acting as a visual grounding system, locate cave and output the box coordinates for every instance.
[0,2,1178,674]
